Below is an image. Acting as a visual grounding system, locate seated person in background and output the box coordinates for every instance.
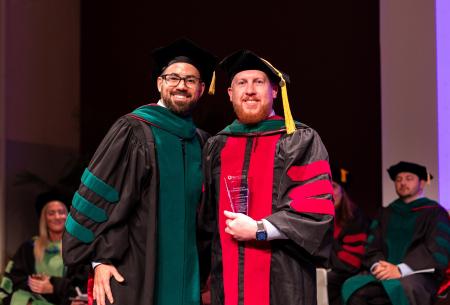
[0,191,89,305]
[327,166,370,305]
[342,161,450,305]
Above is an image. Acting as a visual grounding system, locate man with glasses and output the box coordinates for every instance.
[62,38,217,305]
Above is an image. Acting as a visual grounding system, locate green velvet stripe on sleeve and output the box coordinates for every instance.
[433,252,448,266]
[72,192,108,223]
[438,222,450,236]
[367,234,375,245]
[0,291,9,303]
[11,289,53,305]
[65,214,94,243]
[0,276,12,294]
[81,168,119,203]
[370,219,379,230]
[436,236,450,254]
[4,261,13,274]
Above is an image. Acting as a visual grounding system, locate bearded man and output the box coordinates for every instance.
[198,49,334,305]
[62,38,217,305]
[342,161,450,305]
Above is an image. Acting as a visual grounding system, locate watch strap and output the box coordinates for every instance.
[256,221,265,231]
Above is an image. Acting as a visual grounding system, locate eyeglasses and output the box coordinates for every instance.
[160,74,201,88]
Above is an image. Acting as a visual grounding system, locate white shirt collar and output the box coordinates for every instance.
[157,99,166,108]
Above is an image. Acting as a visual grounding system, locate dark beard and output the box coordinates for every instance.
[232,102,271,124]
[162,96,198,117]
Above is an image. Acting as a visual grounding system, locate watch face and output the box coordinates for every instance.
[256,231,267,241]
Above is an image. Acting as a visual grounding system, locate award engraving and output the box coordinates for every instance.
[224,173,250,214]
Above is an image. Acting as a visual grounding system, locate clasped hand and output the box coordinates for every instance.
[28,274,53,294]
[372,260,401,280]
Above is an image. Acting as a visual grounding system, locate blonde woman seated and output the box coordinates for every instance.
[0,191,88,305]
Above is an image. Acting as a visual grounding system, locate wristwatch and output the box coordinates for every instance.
[255,221,267,241]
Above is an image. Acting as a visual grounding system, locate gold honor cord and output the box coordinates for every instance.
[208,71,216,95]
[260,58,296,134]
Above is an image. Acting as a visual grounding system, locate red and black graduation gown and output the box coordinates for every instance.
[327,209,369,305]
[198,116,334,305]
[342,198,450,305]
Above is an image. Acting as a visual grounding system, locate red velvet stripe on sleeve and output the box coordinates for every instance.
[290,198,335,215]
[342,244,366,255]
[287,160,331,182]
[289,180,333,198]
[342,233,368,244]
[288,180,334,215]
[337,250,362,268]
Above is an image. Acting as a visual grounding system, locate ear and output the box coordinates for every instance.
[419,180,426,189]
[199,82,205,97]
[227,87,233,102]
[157,77,163,93]
[272,84,279,99]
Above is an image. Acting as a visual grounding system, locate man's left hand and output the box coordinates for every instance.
[372,260,401,280]
[224,210,257,241]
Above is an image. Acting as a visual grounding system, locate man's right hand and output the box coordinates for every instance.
[372,260,401,280]
[93,264,125,305]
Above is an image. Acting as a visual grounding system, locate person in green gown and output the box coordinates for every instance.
[0,191,88,305]
[62,38,218,305]
[342,161,450,305]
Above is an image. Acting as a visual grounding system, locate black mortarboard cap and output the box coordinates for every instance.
[331,164,351,187]
[35,190,70,217]
[219,49,290,84]
[151,38,218,90]
[387,161,433,182]
[219,49,296,134]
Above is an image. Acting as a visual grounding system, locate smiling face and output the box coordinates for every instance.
[394,172,425,203]
[228,70,278,124]
[157,62,205,116]
[44,200,68,235]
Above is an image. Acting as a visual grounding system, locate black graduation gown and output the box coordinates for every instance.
[327,210,369,305]
[342,198,450,305]
[62,111,209,305]
[198,119,334,305]
[63,116,158,305]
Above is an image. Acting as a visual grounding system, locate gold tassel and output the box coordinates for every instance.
[427,172,431,185]
[260,58,296,134]
[208,71,216,95]
[340,169,349,183]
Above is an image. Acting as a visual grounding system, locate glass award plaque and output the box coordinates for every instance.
[224,173,250,214]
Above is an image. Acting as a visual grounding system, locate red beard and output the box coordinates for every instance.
[232,101,271,124]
